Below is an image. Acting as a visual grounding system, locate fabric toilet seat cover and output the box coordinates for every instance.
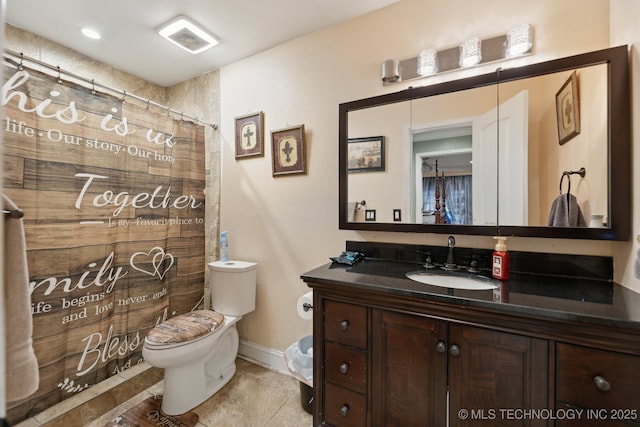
[146,310,225,344]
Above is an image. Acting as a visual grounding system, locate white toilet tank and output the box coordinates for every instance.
[209,260,257,316]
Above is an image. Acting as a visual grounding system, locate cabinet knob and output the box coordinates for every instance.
[339,320,350,331]
[436,341,447,353]
[340,405,350,417]
[450,344,461,357]
[594,375,611,392]
[339,362,349,374]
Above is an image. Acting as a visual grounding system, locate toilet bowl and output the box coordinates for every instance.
[142,260,257,415]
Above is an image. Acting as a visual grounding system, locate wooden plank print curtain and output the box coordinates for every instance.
[3,64,206,421]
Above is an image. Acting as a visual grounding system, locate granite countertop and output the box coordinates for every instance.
[301,258,640,330]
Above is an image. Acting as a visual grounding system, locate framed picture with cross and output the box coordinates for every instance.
[235,111,264,159]
[271,124,306,176]
[555,71,581,145]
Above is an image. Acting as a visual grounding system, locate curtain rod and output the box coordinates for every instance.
[3,49,218,130]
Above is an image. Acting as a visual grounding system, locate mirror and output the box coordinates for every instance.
[339,46,630,240]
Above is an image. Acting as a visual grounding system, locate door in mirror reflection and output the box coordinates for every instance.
[411,90,527,226]
[410,85,501,226]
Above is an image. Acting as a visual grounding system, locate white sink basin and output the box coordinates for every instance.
[406,270,500,290]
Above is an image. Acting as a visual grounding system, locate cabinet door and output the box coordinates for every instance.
[448,324,549,427]
[556,343,640,426]
[372,310,448,426]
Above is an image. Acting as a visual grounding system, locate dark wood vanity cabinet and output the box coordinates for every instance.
[313,292,549,426]
[307,267,640,427]
[304,250,640,426]
[371,310,548,426]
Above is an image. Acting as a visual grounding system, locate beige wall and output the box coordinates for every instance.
[219,0,638,354]
[4,0,639,359]
[611,0,640,300]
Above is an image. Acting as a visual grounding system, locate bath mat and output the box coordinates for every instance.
[104,395,198,427]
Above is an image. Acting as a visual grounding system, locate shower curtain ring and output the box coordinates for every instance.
[121,91,127,103]
[146,99,151,110]
[18,52,24,71]
[91,79,96,95]
[56,66,63,83]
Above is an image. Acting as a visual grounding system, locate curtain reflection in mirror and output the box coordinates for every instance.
[423,175,472,225]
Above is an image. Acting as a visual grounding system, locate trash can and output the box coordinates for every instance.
[299,381,313,414]
[284,335,313,414]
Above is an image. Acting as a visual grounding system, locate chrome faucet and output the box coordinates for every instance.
[444,236,457,271]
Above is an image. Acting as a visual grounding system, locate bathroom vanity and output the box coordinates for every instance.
[301,244,640,426]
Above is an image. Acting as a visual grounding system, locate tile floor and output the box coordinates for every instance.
[15,358,313,427]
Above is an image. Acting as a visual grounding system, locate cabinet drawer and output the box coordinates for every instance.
[325,341,367,393]
[324,382,366,427]
[556,343,640,420]
[324,300,367,349]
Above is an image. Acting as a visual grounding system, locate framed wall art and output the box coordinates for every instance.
[555,71,581,145]
[348,136,385,172]
[271,124,306,176]
[235,111,264,158]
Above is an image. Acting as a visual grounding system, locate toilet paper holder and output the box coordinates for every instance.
[297,291,314,320]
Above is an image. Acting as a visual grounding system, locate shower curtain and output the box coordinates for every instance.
[2,63,206,422]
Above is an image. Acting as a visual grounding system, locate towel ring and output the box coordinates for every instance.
[559,167,586,195]
[559,173,571,195]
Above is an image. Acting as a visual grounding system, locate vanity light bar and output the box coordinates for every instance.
[382,24,533,85]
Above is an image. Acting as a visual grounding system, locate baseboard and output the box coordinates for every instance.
[238,339,290,376]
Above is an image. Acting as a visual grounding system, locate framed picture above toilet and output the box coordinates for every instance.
[235,111,264,158]
[271,124,306,176]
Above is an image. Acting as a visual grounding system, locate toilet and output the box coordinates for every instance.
[142,260,257,415]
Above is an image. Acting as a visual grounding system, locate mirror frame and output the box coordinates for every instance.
[339,45,630,240]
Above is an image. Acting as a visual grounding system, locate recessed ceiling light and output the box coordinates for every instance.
[81,27,101,40]
[158,15,218,54]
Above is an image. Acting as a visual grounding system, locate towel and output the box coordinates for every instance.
[3,195,39,401]
[547,193,587,227]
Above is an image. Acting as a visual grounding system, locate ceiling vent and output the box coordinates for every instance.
[158,15,219,54]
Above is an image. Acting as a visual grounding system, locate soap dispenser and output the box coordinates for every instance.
[492,236,510,280]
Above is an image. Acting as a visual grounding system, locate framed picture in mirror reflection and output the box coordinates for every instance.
[348,136,385,172]
[555,71,581,145]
